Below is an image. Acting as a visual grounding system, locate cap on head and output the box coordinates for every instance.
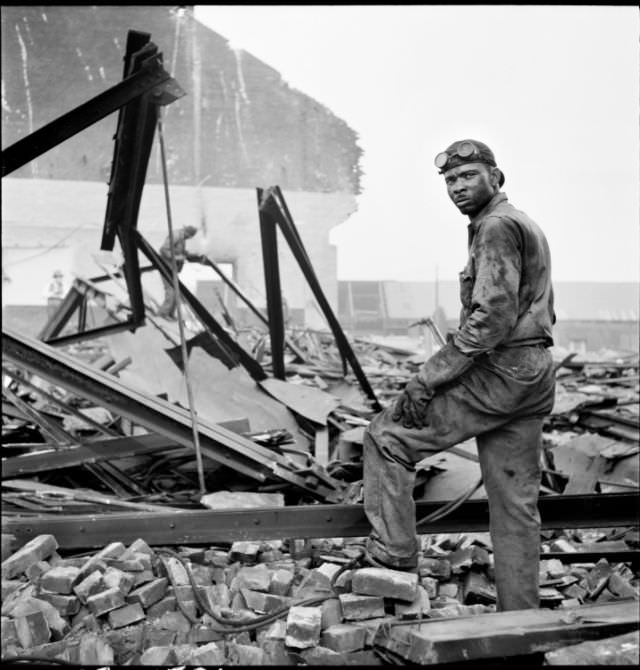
[435,139,505,187]
[53,270,63,277]
[183,225,198,236]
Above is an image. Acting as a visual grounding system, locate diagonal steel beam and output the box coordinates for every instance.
[1,55,175,177]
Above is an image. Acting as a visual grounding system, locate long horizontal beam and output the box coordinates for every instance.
[3,493,636,550]
[1,326,342,501]
[1,55,172,177]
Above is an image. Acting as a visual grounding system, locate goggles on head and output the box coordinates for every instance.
[434,141,496,171]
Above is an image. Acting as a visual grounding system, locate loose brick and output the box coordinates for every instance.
[14,610,51,648]
[345,649,385,665]
[395,585,431,619]
[262,638,297,665]
[2,579,23,600]
[140,645,177,665]
[228,641,265,665]
[321,623,367,653]
[421,576,438,599]
[37,590,80,616]
[352,567,418,602]
[25,560,50,583]
[438,582,460,599]
[339,592,385,621]
[189,563,213,586]
[242,588,291,614]
[102,566,135,595]
[1,616,19,647]
[127,577,168,608]
[285,605,322,648]
[73,570,104,604]
[157,609,191,633]
[419,557,452,581]
[607,572,638,599]
[76,632,115,664]
[462,571,496,605]
[449,546,475,574]
[121,538,155,560]
[179,546,206,564]
[108,555,150,572]
[355,616,394,646]
[39,565,80,594]
[188,623,225,643]
[132,570,155,587]
[321,597,343,629]
[1,535,58,579]
[188,641,226,664]
[161,555,190,585]
[204,549,230,567]
[86,586,126,616]
[213,581,231,607]
[95,541,126,561]
[146,595,176,619]
[230,541,261,563]
[301,646,345,665]
[141,623,176,650]
[108,602,146,628]
[11,597,68,640]
[75,557,107,583]
[105,623,144,664]
[233,564,271,592]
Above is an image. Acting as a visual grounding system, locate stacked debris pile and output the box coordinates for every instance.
[2,529,638,665]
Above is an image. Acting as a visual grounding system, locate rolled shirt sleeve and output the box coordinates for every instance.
[453,216,522,356]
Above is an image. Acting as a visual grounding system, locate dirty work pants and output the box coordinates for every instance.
[363,345,555,611]
[157,278,177,319]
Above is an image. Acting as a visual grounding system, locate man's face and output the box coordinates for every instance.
[443,162,498,216]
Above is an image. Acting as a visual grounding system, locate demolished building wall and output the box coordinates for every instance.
[1,6,361,334]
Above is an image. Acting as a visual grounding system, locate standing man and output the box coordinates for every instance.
[157,225,203,319]
[44,270,66,318]
[362,140,556,612]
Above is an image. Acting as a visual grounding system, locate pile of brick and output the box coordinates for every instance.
[1,531,638,665]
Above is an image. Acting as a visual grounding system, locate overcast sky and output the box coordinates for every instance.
[194,5,639,283]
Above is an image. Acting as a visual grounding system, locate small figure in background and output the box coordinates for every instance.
[157,225,204,319]
[44,270,65,318]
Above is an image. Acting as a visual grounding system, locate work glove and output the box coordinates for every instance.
[392,375,435,429]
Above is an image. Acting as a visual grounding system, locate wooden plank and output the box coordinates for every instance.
[2,479,186,514]
[375,600,639,664]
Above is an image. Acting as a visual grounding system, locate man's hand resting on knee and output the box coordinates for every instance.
[392,376,435,429]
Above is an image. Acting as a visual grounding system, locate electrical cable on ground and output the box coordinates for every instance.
[157,113,206,495]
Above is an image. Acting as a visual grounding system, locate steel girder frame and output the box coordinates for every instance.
[257,187,382,411]
[3,492,637,550]
[1,326,344,502]
[135,232,269,382]
[8,30,184,346]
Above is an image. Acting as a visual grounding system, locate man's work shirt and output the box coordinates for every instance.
[160,231,190,272]
[453,192,555,356]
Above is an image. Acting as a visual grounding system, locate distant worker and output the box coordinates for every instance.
[362,140,555,613]
[157,225,205,319]
[44,270,66,318]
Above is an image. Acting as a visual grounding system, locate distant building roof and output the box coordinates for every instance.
[339,280,639,322]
